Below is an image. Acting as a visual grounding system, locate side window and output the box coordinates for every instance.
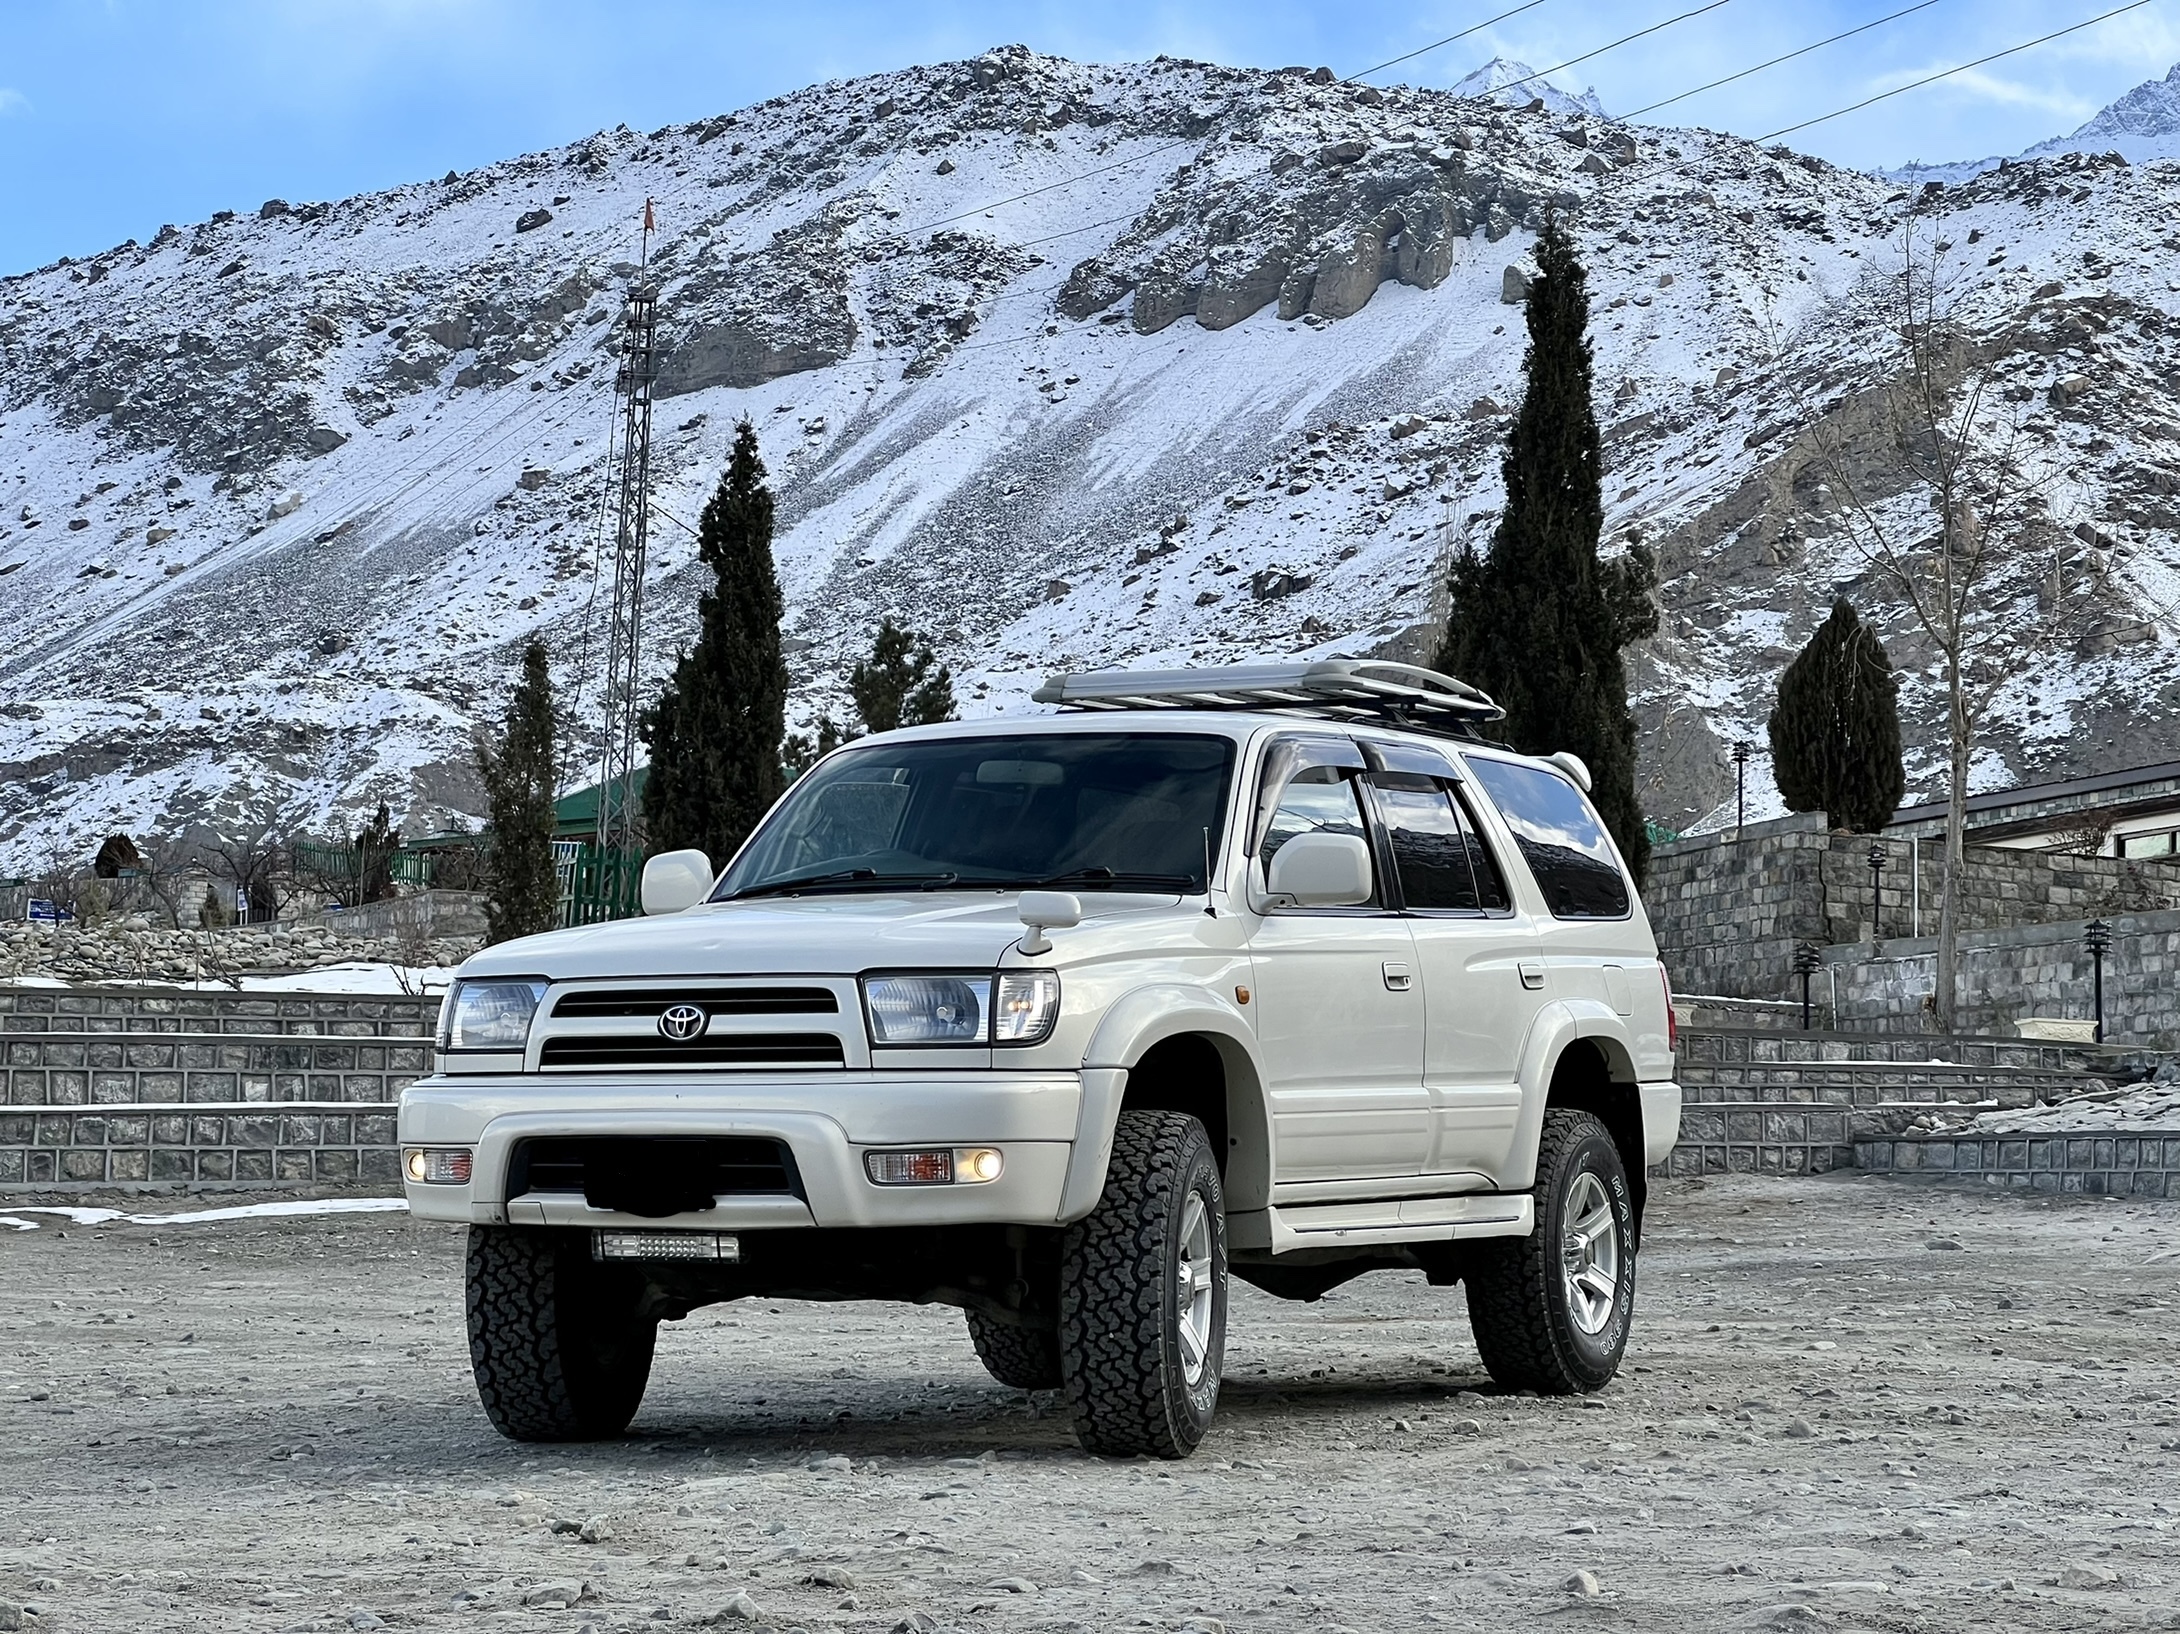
[1260,766,1379,907]
[1371,775,1512,913]
[1464,757,1632,919]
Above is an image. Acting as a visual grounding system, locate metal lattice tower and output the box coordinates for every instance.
[594,234,659,859]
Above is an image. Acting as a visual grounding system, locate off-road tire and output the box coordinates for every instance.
[965,1311,1064,1390]
[1465,1109,1635,1395]
[466,1225,657,1441]
[1059,1110,1227,1459]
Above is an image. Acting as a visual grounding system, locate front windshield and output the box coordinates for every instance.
[716,732,1238,898]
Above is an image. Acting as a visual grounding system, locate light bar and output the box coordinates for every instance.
[592,1230,741,1263]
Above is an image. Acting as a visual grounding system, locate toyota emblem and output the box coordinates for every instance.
[657,1003,707,1041]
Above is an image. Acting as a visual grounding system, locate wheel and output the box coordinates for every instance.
[465,1225,657,1441]
[965,1311,1063,1390]
[1058,1110,1227,1459]
[1464,1109,1636,1395]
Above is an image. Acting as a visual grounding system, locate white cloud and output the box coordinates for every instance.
[0,88,29,116]
[1871,61,2100,121]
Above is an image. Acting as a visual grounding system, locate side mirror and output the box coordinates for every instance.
[1265,832,1373,908]
[1016,890,1083,956]
[640,849,714,915]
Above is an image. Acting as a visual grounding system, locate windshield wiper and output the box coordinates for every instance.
[728,869,954,901]
[1020,867,1199,892]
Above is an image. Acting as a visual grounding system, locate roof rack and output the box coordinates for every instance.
[1031,660,1505,729]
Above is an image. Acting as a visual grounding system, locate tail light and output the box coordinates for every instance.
[1660,964,1677,1051]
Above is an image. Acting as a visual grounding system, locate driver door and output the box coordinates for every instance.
[1244,738,1429,1185]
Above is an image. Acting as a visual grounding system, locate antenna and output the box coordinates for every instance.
[593,198,660,882]
[1202,826,1216,918]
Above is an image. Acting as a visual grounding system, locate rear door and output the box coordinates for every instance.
[1244,736,1430,1184]
[1362,753,1541,1183]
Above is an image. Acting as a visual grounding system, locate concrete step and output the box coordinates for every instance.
[0,985,438,1038]
[1679,1026,2099,1073]
[3,1030,428,1108]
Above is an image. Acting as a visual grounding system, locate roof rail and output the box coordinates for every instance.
[1031,660,1505,728]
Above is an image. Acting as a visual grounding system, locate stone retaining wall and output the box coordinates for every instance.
[0,1102,399,1187]
[1648,813,2180,1000]
[3,1031,429,1107]
[1855,1131,2180,1196]
[1825,908,2180,1050]
[0,986,438,1036]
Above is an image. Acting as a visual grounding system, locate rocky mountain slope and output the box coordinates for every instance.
[2,45,2178,868]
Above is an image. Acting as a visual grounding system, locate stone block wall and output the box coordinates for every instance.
[0,986,438,1036]
[1648,815,2180,1000]
[0,1104,399,1187]
[0,986,429,1191]
[1855,1132,2180,1196]
[1826,907,2180,1048]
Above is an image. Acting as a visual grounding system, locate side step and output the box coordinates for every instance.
[1229,1193,1533,1254]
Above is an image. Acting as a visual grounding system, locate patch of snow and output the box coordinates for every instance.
[9,1197,408,1229]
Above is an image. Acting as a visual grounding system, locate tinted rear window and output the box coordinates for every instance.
[1463,758,1631,919]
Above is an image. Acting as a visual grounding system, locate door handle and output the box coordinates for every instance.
[1518,960,1546,990]
[1382,961,1413,992]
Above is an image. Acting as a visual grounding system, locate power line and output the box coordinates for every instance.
[1484,0,1738,104]
[1618,0,1948,122]
[1343,0,1556,82]
[1751,0,2156,148]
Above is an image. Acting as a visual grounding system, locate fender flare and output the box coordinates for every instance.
[1503,998,1642,1189]
[1057,985,1272,1222]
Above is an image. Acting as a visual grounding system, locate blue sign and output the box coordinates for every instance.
[27,899,74,924]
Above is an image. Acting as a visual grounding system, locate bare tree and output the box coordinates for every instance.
[1779,221,2094,1031]
[203,799,298,925]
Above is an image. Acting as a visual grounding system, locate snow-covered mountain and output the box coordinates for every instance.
[1448,57,1608,119]
[2,44,2178,869]
[1890,59,2180,184]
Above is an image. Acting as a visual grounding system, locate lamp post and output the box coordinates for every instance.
[2085,918,2112,1043]
[1733,742,1750,831]
[1794,940,1822,1031]
[1868,842,1886,943]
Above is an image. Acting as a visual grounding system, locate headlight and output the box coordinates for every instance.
[859,971,1061,1047]
[440,978,548,1051]
[992,970,1060,1045]
[863,974,987,1044]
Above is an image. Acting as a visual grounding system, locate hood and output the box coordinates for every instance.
[457,891,1185,981]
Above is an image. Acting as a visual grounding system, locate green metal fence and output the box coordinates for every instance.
[556,841,642,927]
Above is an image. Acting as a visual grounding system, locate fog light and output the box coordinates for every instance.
[954,1147,1004,1184]
[403,1147,472,1185]
[865,1149,954,1186]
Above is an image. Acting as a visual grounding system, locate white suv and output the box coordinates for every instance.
[402,661,1680,1458]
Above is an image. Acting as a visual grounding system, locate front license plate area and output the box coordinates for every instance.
[592,1230,740,1263]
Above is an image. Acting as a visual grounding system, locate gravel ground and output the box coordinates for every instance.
[3,1174,2178,1634]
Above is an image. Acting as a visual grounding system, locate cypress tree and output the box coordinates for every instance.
[1767,598,1905,832]
[1433,217,1658,882]
[476,639,560,943]
[641,420,789,863]
[848,619,955,735]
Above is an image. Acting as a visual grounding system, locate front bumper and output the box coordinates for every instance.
[398,1069,1095,1231]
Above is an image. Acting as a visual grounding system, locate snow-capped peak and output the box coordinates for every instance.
[1889,58,2180,184]
[1448,56,1608,120]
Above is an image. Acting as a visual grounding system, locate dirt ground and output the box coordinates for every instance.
[3,1173,2177,1634]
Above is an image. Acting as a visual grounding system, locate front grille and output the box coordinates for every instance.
[537,1033,845,1069]
[551,986,838,1018]
[509,1135,801,1216]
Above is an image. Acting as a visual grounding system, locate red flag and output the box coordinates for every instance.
[643,198,655,233]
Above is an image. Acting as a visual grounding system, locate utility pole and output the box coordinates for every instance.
[1733,741,1750,832]
[594,199,659,868]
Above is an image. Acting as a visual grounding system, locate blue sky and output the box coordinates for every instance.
[1,0,2175,275]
